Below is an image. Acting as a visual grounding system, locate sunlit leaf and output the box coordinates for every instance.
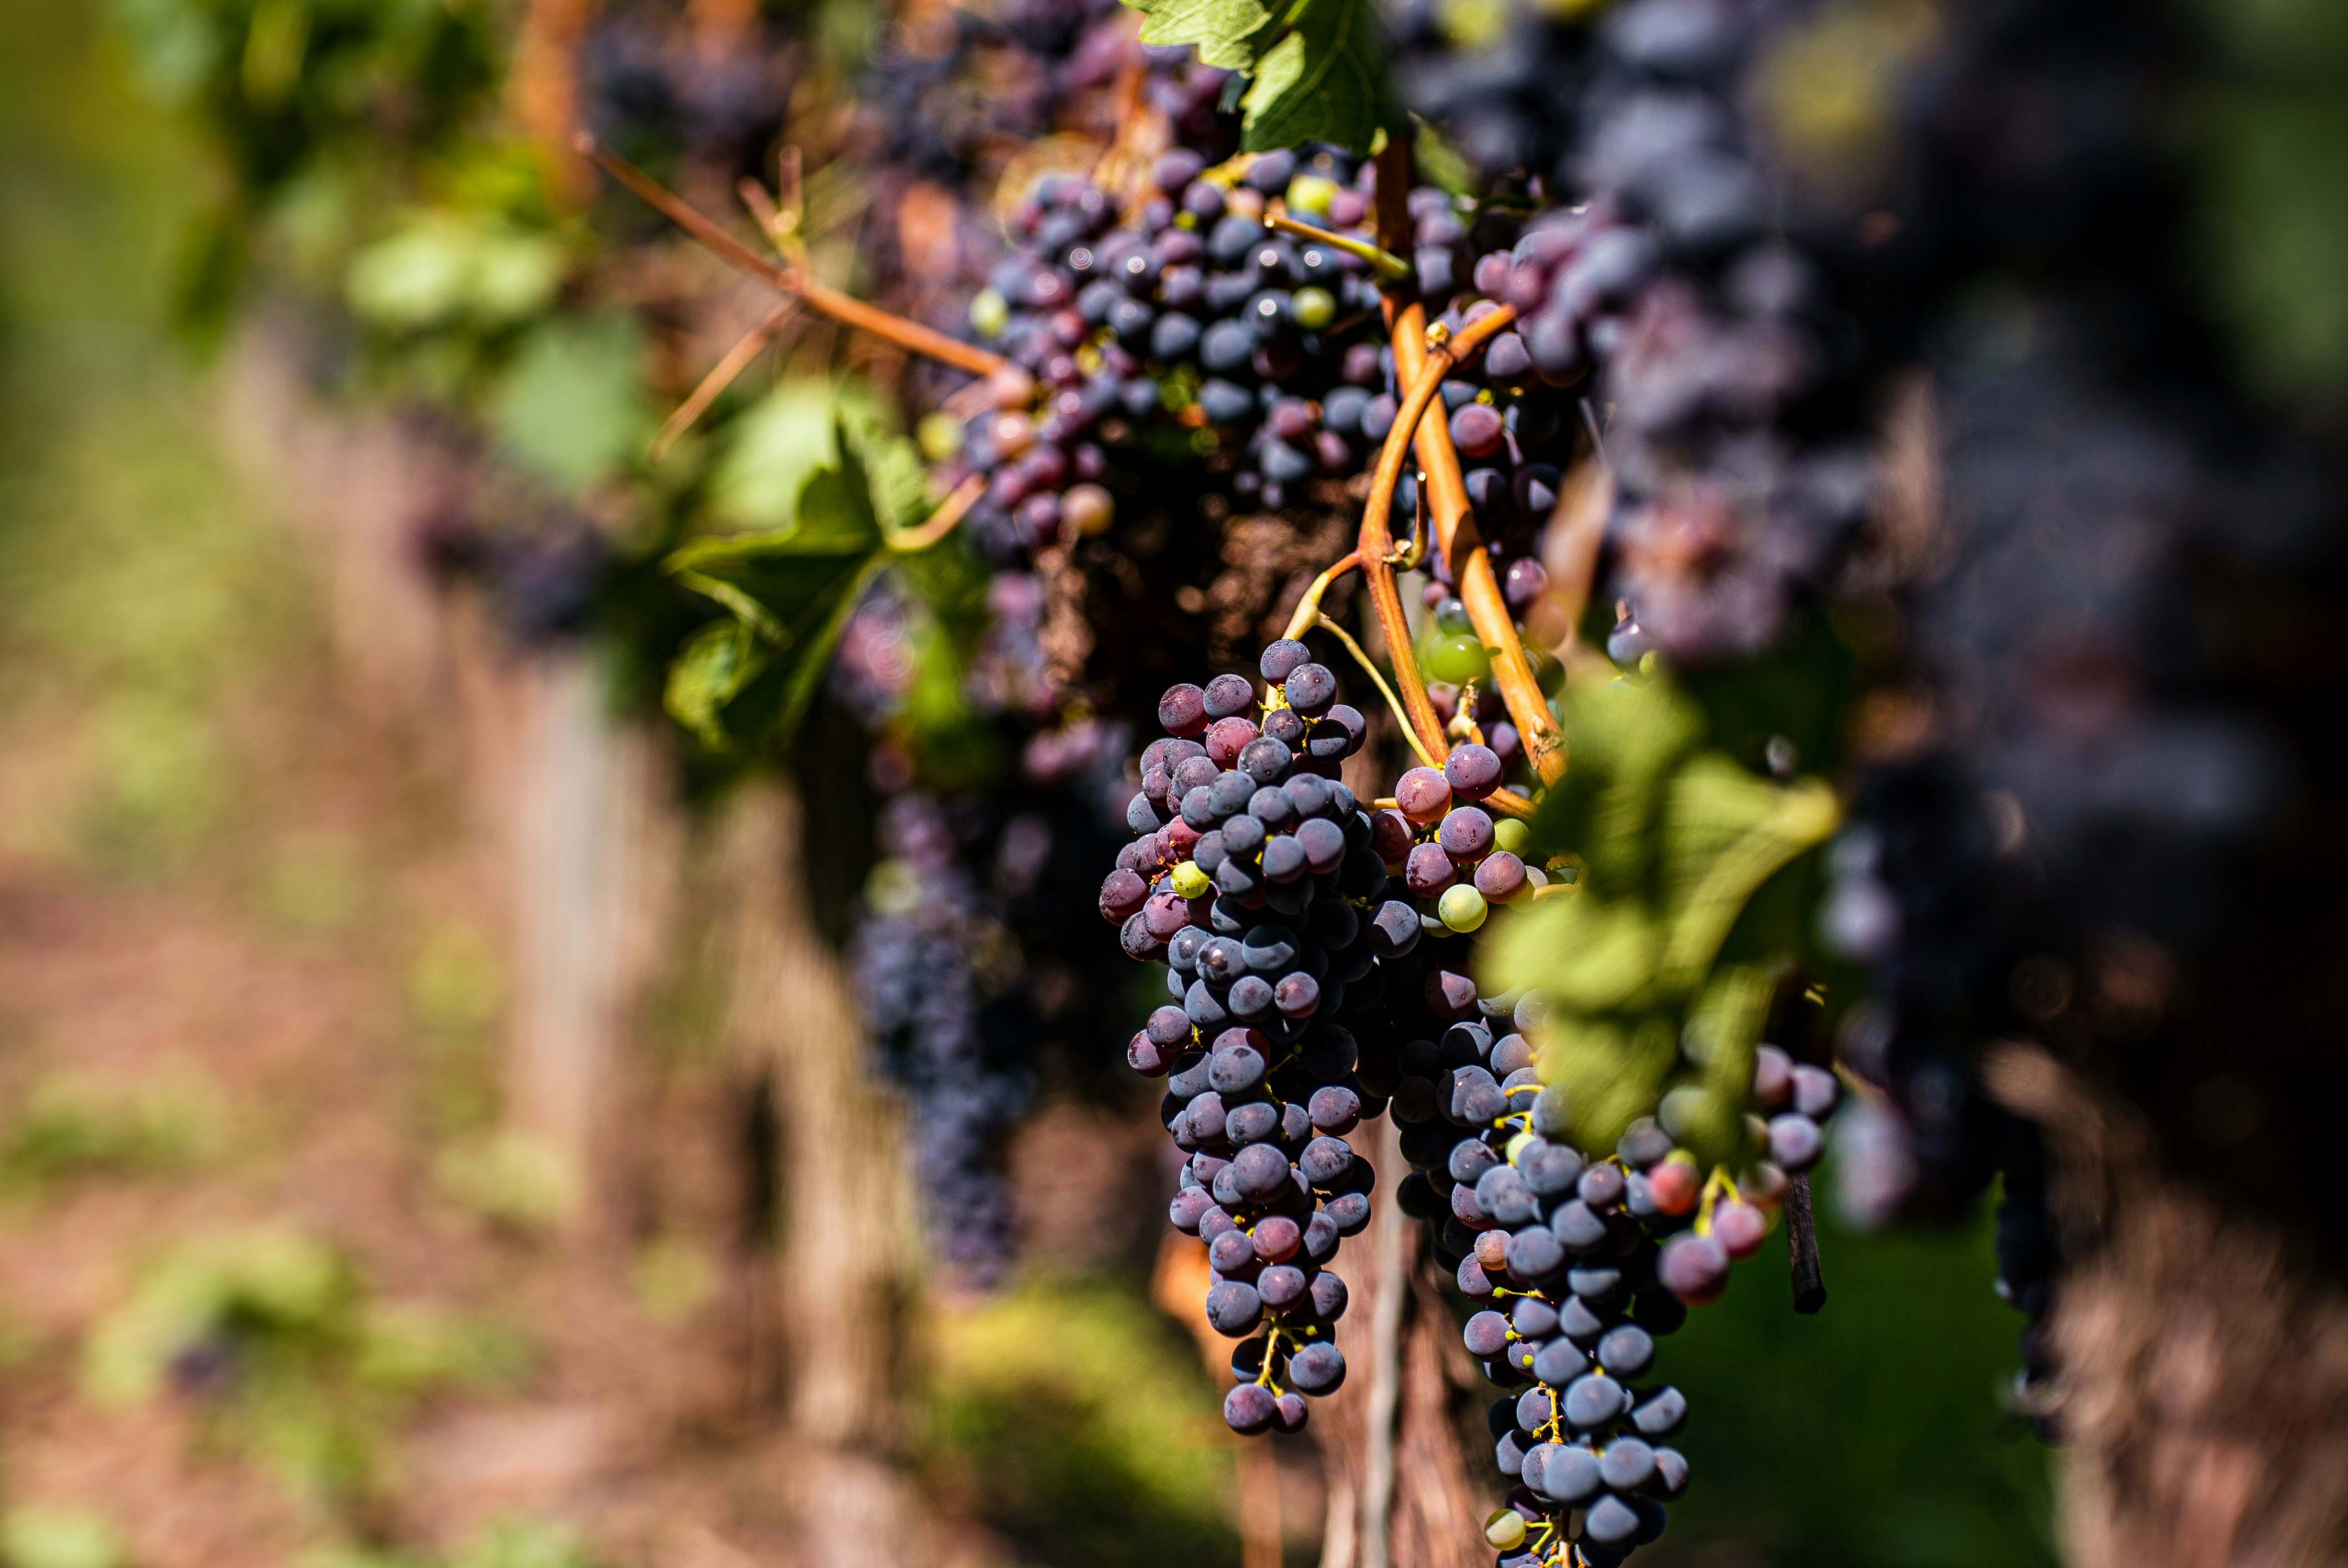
[489,314,651,492]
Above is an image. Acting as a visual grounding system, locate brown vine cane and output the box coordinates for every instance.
[1368,144,1567,787]
[576,135,1007,380]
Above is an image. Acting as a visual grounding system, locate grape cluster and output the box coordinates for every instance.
[1383,990,1840,1562]
[851,795,1034,1283]
[580,1,799,176]
[934,146,1403,562]
[853,0,1130,185]
[1104,643,1442,1431]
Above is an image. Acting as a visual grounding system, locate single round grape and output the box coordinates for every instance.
[1223,1380,1275,1432]
[1199,378,1255,423]
[1425,966,1480,1020]
[1367,899,1422,957]
[1531,1333,1587,1380]
[1461,1308,1508,1358]
[1299,1134,1353,1185]
[1208,769,1256,816]
[1562,1372,1627,1431]
[1582,1495,1641,1546]
[1259,639,1311,683]
[1484,332,1533,383]
[1434,597,1474,635]
[1238,735,1292,786]
[1261,835,1308,884]
[1597,1324,1655,1379]
[1714,1197,1769,1258]
[1474,851,1528,903]
[1221,1140,1283,1196]
[1443,742,1503,802]
[1578,1163,1625,1209]
[1209,1227,1258,1274]
[1258,1264,1309,1309]
[1151,311,1202,360]
[1404,841,1457,898]
[1438,884,1489,932]
[1658,1232,1731,1305]
[1100,868,1149,921]
[1627,1388,1688,1440]
[1646,1158,1702,1216]
[1274,971,1321,1017]
[1203,672,1257,721]
[1292,286,1337,329]
[1228,974,1276,1019]
[1208,1041,1268,1095]
[1450,401,1505,457]
[1537,1443,1603,1505]
[1295,817,1348,873]
[1205,716,1260,769]
[1439,806,1496,864]
[1752,1043,1794,1108]
[1289,1341,1346,1395]
[1159,684,1209,737]
[1368,808,1415,863]
[1425,633,1492,684]
[1484,1510,1528,1552]
[1791,1062,1841,1120]
[1768,1112,1825,1170]
[968,288,1010,338]
[1146,1005,1194,1049]
[1171,861,1211,899]
[1284,662,1338,716]
[1394,768,1451,825]
[1252,1213,1302,1262]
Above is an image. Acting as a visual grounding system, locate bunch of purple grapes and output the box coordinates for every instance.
[1386,995,1842,1563]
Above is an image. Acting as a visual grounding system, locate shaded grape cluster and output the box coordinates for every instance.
[1104,642,1440,1431]
[1378,976,1841,1562]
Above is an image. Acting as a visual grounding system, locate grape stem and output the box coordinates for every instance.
[883,473,987,554]
[1300,606,1441,773]
[1402,317,1567,787]
[1353,298,1520,755]
[1263,213,1413,283]
[575,135,1008,379]
[1280,551,1362,642]
[650,300,799,462]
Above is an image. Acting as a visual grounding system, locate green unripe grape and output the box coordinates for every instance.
[1062,482,1115,537]
[1492,816,1529,854]
[917,411,964,462]
[1506,1129,1537,1165]
[1171,860,1210,899]
[1484,1510,1528,1552]
[1291,287,1337,331]
[1424,633,1492,684]
[969,287,1010,338]
[1438,883,1488,933]
[1285,174,1340,218]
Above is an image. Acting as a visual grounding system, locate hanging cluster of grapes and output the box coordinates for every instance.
[1107,646,1401,1431]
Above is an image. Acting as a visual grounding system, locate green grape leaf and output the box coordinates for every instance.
[661,433,889,751]
[488,314,651,493]
[1524,675,1707,901]
[1655,760,1839,992]
[1238,0,1402,153]
[1130,0,1280,69]
[1124,0,1402,152]
[1482,892,1661,1016]
[662,620,769,751]
[1538,1012,1681,1158]
[1677,962,1778,1163]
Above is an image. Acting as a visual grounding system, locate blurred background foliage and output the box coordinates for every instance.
[10,0,2345,1560]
